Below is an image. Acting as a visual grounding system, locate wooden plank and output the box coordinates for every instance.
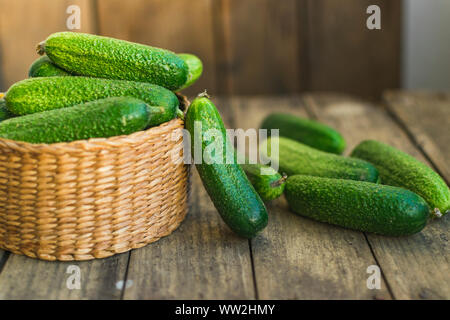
[122,97,255,300]
[217,0,304,95]
[96,0,217,96]
[303,93,450,299]
[232,96,391,299]
[0,0,97,91]
[383,91,450,182]
[305,0,401,100]
[0,252,128,299]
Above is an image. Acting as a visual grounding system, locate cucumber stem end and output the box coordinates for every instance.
[176,108,185,120]
[432,208,443,219]
[198,90,210,99]
[36,41,46,55]
[270,174,288,188]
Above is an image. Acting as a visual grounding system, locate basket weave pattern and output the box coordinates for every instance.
[0,113,189,261]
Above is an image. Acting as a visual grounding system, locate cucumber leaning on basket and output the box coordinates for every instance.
[28,55,71,77]
[285,175,429,236]
[185,94,268,238]
[37,32,203,91]
[351,140,450,217]
[260,136,379,183]
[0,97,165,144]
[4,76,180,117]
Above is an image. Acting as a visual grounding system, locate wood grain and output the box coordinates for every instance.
[305,0,401,100]
[383,91,450,182]
[217,0,304,95]
[0,252,128,299]
[97,0,217,96]
[0,0,97,91]
[0,0,402,99]
[232,96,391,299]
[303,93,450,299]
[121,97,256,300]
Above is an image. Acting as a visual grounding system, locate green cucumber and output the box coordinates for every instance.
[351,140,450,217]
[260,113,346,154]
[5,76,179,117]
[38,32,189,91]
[186,94,268,238]
[261,136,379,182]
[28,56,71,77]
[178,53,203,90]
[0,98,15,122]
[241,163,286,201]
[0,97,159,144]
[285,175,429,236]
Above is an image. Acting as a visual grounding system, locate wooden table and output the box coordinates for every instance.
[0,92,448,300]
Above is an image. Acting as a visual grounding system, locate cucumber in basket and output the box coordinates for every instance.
[28,56,71,77]
[186,94,268,238]
[241,163,286,201]
[5,76,180,117]
[0,97,163,144]
[285,175,429,236]
[351,140,450,218]
[0,97,14,122]
[260,113,346,154]
[260,136,379,182]
[37,32,202,91]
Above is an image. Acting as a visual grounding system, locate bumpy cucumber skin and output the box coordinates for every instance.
[351,140,450,216]
[261,136,379,182]
[28,56,70,77]
[0,97,154,144]
[241,163,285,201]
[5,76,179,117]
[260,113,346,154]
[41,32,188,91]
[178,53,203,90]
[0,99,14,122]
[285,175,429,236]
[186,97,268,238]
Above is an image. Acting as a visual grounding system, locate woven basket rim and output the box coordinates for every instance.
[0,93,190,154]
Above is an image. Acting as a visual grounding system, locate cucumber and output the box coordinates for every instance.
[178,53,203,90]
[285,175,429,236]
[0,97,159,144]
[28,56,71,77]
[37,32,189,91]
[0,98,14,122]
[260,136,379,182]
[185,94,268,238]
[260,113,346,154]
[351,140,450,217]
[241,163,286,201]
[5,76,179,117]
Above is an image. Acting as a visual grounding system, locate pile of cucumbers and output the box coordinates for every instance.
[0,32,203,143]
[0,32,448,240]
[184,93,448,238]
[252,113,449,236]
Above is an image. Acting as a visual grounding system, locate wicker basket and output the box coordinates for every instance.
[0,95,190,261]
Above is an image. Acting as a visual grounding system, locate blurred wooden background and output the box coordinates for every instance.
[0,0,401,100]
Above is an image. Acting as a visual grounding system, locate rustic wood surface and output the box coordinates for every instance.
[0,92,448,300]
[0,0,401,99]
